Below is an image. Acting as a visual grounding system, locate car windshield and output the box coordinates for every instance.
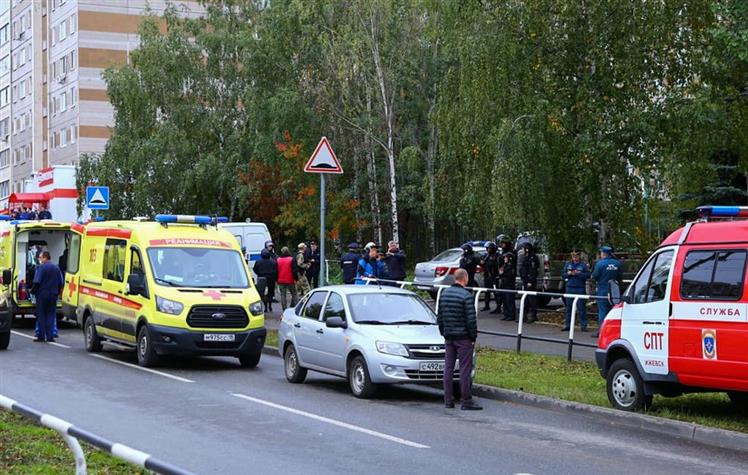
[431,249,462,262]
[147,247,249,288]
[349,293,436,324]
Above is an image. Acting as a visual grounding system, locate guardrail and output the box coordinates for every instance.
[362,277,605,361]
[0,394,194,475]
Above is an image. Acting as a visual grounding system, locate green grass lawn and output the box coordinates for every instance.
[0,411,144,474]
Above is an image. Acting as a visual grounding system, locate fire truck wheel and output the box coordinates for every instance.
[728,391,748,410]
[607,358,652,411]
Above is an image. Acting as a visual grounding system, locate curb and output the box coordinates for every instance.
[470,385,748,454]
[261,344,748,454]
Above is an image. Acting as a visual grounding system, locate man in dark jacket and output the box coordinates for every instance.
[307,241,321,289]
[340,243,360,284]
[458,243,480,288]
[437,268,482,411]
[518,242,540,323]
[497,234,517,321]
[383,241,406,285]
[31,251,64,343]
[253,250,278,312]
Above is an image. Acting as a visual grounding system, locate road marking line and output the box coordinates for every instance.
[89,354,195,383]
[10,330,71,348]
[231,393,430,449]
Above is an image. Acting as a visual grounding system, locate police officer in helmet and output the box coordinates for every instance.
[459,243,480,288]
[480,241,500,313]
[497,234,517,321]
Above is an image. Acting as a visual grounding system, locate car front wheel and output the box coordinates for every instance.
[284,345,307,383]
[348,355,377,398]
[728,391,748,412]
[606,358,652,411]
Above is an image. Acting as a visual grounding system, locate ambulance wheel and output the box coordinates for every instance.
[84,317,102,353]
[284,345,307,383]
[137,325,159,367]
[728,391,748,411]
[239,352,261,368]
[0,331,9,350]
[607,358,652,411]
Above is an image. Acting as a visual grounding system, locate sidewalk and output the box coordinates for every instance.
[263,300,597,362]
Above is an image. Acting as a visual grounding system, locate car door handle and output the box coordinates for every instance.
[293,323,301,328]
[316,329,324,334]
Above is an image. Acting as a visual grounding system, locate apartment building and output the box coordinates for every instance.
[0,0,202,210]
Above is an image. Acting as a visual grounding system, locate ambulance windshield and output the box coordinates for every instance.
[147,247,249,288]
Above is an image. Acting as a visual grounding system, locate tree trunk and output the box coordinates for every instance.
[369,11,399,244]
[365,84,383,245]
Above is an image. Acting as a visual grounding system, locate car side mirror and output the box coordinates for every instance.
[326,316,347,329]
[126,273,147,297]
[608,280,629,305]
[1,269,11,285]
[255,276,267,296]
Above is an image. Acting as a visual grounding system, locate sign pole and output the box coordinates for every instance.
[319,174,326,287]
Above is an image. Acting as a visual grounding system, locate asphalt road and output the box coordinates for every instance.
[1,321,747,475]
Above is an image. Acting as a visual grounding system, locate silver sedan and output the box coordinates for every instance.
[279,285,458,398]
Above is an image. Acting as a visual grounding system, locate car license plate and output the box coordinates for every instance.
[203,334,235,342]
[420,362,444,371]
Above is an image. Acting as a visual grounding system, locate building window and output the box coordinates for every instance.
[70,86,76,107]
[0,86,8,107]
[0,24,8,46]
[23,112,29,129]
[0,180,8,198]
[69,13,76,34]
[59,20,67,42]
[0,118,8,138]
[60,91,66,112]
[0,151,8,169]
[0,54,8,77]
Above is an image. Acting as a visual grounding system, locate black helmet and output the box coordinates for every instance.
[461,243,473,253]
[486,242,497,252]
[260,249,271,258]
[496,234,511,244]
[522,242,534,253]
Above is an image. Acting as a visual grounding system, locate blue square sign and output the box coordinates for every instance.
[86,186,110,210]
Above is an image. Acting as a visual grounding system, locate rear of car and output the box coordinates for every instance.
[413,245,486,293]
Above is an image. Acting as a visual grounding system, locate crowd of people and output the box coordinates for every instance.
[9,206,53,220]
[456,235,622,337]
[252,239,406,311]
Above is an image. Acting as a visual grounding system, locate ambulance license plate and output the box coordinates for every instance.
[420,362,444,371]
[203,334,235,342]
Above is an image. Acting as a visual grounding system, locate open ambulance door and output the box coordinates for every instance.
[62,223,84,320]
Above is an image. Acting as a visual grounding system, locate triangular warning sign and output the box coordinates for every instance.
[304,137,343,174]
[90,189,107,204]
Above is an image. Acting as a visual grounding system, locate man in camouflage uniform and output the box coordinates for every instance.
[295,243,312,297]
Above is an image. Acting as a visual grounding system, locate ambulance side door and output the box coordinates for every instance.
[120,246,148,338]
[621,249,675,376]
[98,238,128,341]
[62,228,83,315]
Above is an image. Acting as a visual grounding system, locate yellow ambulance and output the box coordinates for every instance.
[64,215,267,367]
[0,216,74,350]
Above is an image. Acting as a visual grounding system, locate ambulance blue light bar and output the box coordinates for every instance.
[154,215,228,225]
[697,206,748,219]
[0,215,11,221]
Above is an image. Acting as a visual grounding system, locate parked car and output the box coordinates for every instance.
[413,241,488,298]
[279,286,459,398]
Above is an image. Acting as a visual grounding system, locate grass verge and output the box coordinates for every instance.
[266,328,748,433]
[0,410,145,474]
[474,346,748,433]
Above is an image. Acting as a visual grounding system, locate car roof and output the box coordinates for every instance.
[313,285,416,296]
[661,221,748,247]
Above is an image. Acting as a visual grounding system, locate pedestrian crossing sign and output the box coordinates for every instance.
[86,186,110,210]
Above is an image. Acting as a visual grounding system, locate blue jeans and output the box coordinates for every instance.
[597,293,611,326]
[564,288,587,329]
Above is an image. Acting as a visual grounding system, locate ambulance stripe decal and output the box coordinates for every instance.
[148,238,233,248]
[80,285,142,310]
[86,228,133,239]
